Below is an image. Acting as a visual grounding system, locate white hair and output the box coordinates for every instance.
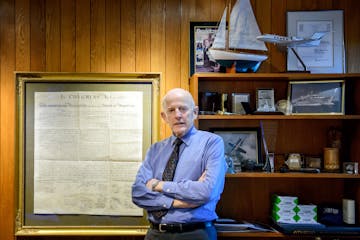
[161,88,195,110]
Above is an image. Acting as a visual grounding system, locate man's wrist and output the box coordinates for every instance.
[151,180,161,191]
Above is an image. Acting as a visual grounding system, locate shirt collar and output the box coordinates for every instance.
[172,126,197,147]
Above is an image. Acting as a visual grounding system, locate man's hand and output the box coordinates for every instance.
[198,170,206,182]
[146,178,161,191]
[172,199,199,208]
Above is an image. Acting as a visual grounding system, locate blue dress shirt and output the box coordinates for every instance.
[132,126,227,224]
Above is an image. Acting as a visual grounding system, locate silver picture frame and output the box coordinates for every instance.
[287,10,345,73]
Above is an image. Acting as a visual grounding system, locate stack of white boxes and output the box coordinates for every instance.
[272,194,317,224]
[295,204,318,223]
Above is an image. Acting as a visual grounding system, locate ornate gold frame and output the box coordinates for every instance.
[15,72,160,236]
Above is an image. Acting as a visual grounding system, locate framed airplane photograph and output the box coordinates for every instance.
[287,10,345,73]
[210,128,261,173]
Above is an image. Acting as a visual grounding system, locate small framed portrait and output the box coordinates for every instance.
[210,128,261,173]
[189,21,222,76]
[288,80,345,115]
[256,88,276,112]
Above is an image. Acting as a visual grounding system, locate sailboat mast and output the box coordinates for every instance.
[225,0,232,51]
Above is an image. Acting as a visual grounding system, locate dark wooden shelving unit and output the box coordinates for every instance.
[190,73,360,239]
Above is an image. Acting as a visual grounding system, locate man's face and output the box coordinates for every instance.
[161,94,198,138]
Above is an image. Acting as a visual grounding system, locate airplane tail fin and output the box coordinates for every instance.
[310,31,328,40]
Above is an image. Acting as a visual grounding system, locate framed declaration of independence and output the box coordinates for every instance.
[15,72,160,236]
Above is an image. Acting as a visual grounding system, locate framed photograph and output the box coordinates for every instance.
[287,10,345,73]
[288,80,345,115]
[256,88,276,112]
[189,21,221,76]
[15,72,160,235]
[210,128,261,173]
[231,93,250,114]
[343,162,359,174]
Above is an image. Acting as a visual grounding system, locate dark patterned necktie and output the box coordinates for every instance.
[162,138,183,181]
[152,138,183,219]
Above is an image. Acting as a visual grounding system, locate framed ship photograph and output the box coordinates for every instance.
[210,128,261,173]
[288,80,345,115]
[189,21,221,76]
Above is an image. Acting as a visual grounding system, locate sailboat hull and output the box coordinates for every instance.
[209,49,267,72]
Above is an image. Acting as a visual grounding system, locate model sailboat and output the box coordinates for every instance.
[209,0,268,72]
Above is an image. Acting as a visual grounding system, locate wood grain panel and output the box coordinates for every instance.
[105,0,121,72]
[30,0,45,71]
[120,0,136,71]
[210,0,227,20]
[180,0,194,88]
[150,0,166,139]
[269,0,286,72]
[164,0,181,136]
[0,1,15,240]
[15,0,30,70]
[45,0,61,71]
[194,0,211,21]
[135,0,151,72]
[61,0,76,71]
[164,0,181,90]
[343,0,360,73]
[90,0,106,72]
[75,0,90,72]
[0,1,360,240]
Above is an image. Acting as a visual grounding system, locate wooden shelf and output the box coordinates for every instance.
[226,172,360,179]
[199,114,360,120]
[217,231,284,238]
[192,72,360,81]
[190,72,360,238]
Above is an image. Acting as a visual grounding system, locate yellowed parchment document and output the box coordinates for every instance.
[34,91,143,216]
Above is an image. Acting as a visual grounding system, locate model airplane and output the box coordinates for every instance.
[256,32,328,72]
[256,32,328,48]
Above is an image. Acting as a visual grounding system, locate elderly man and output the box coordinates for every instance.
[132,88,226,240]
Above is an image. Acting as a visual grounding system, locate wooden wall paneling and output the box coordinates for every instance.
[45,0,61,71]
[60,0,76,72]
[135,0,151,72]
[210,0,227,20]
[164,0,181,91]
[164,0,181,136]
[150,0,166,139]
[194,0,211,21]
[30,0,46,71]
[342,0,360,73]
[299,0,334,10]
[180,0,195,87]
[15,0,30,71]
[75,0,90,72]
[105,0,121,72]
[0,1,15,240]
[268,0,286,72]
[285,0,303,11]
[120,0,136,72]
[90,0,106,72]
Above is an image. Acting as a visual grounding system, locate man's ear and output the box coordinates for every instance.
[193,106,199,119]
[160,111,167,122]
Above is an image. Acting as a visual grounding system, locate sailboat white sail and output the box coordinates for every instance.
[209,0,268,72]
